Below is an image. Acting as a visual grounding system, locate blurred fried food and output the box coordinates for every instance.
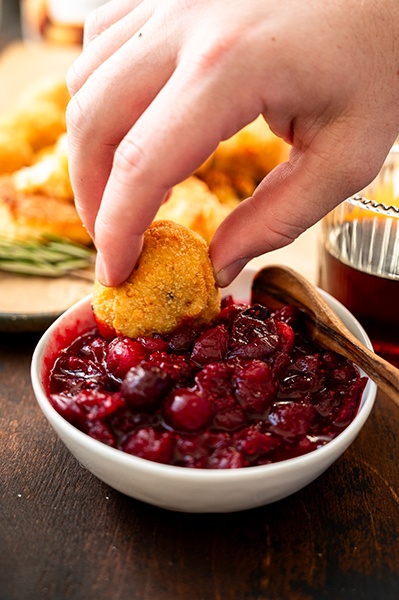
[196,116,290,200]
[0,131,34,174]
[155,176,238,244]
[13,133,73,201]
[0,75,69,174]
[0,175,91,245]
[0,75,290,249]
[92,220,221,339]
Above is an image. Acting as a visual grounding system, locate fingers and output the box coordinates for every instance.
[67,1,152,96]
[83,0,144,46]
[67,15,266,286]
[210,126,390,287]
[66,20,177,240]
[91,54,263,286]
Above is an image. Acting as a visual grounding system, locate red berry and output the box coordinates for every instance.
[106,337,147,379]
[164,389,212,432]
[121,364,172,411]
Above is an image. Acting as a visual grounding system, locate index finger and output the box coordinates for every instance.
[93,62,261,286]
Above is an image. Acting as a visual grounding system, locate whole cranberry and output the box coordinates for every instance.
[121,364,172,411]
[49,393,85,427]
[164,389,212,432]
[106,337,147,379]
[122,427,174,463]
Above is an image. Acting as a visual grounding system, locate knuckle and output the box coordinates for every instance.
[112,137,146,184]
[65,94,87,138]
[66,63,82,97]
[83,9,105,45]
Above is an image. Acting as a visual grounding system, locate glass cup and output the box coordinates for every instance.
[318,144,399,367]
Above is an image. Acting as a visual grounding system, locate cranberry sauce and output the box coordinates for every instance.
[47,297,367,469]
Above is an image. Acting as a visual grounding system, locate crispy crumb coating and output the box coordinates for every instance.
[92,220,221,339]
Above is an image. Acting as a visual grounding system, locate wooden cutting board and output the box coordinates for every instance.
[0,40,80,111]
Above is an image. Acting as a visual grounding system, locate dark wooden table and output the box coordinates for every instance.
[1,4,399,598]
[1,329,399,600]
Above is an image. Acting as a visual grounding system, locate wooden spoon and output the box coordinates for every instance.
[251,264,399,405]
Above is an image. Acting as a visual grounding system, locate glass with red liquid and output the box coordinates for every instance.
[318,156,399,367]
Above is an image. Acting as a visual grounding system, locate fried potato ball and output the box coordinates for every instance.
[154,176,237,244]
[92,220,221,339]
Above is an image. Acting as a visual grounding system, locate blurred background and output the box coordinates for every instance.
[0,0,21,49]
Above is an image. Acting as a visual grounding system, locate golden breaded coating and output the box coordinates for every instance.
[0,175,91,245]
[92,220,221,339]
[154,176,238,244]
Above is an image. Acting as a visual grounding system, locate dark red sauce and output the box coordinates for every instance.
[47,297,367,469]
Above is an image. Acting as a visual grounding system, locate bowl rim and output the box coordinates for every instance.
[30,267,377,481]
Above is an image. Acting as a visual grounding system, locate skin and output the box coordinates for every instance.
[66,0,399,287]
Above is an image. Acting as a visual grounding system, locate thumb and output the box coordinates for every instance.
[210,144,383,287]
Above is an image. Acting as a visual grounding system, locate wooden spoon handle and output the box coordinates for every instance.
[307,314,399,405]
[252,265,399,405]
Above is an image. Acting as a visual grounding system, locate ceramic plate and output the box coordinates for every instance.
[0,270,94,332]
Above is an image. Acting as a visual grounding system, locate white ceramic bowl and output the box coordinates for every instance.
[31,266,377,513]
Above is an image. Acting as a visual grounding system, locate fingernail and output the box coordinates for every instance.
[215,258,249,288]
[95,250,108,286]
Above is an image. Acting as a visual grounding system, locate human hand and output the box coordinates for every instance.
[66,0,399,287]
